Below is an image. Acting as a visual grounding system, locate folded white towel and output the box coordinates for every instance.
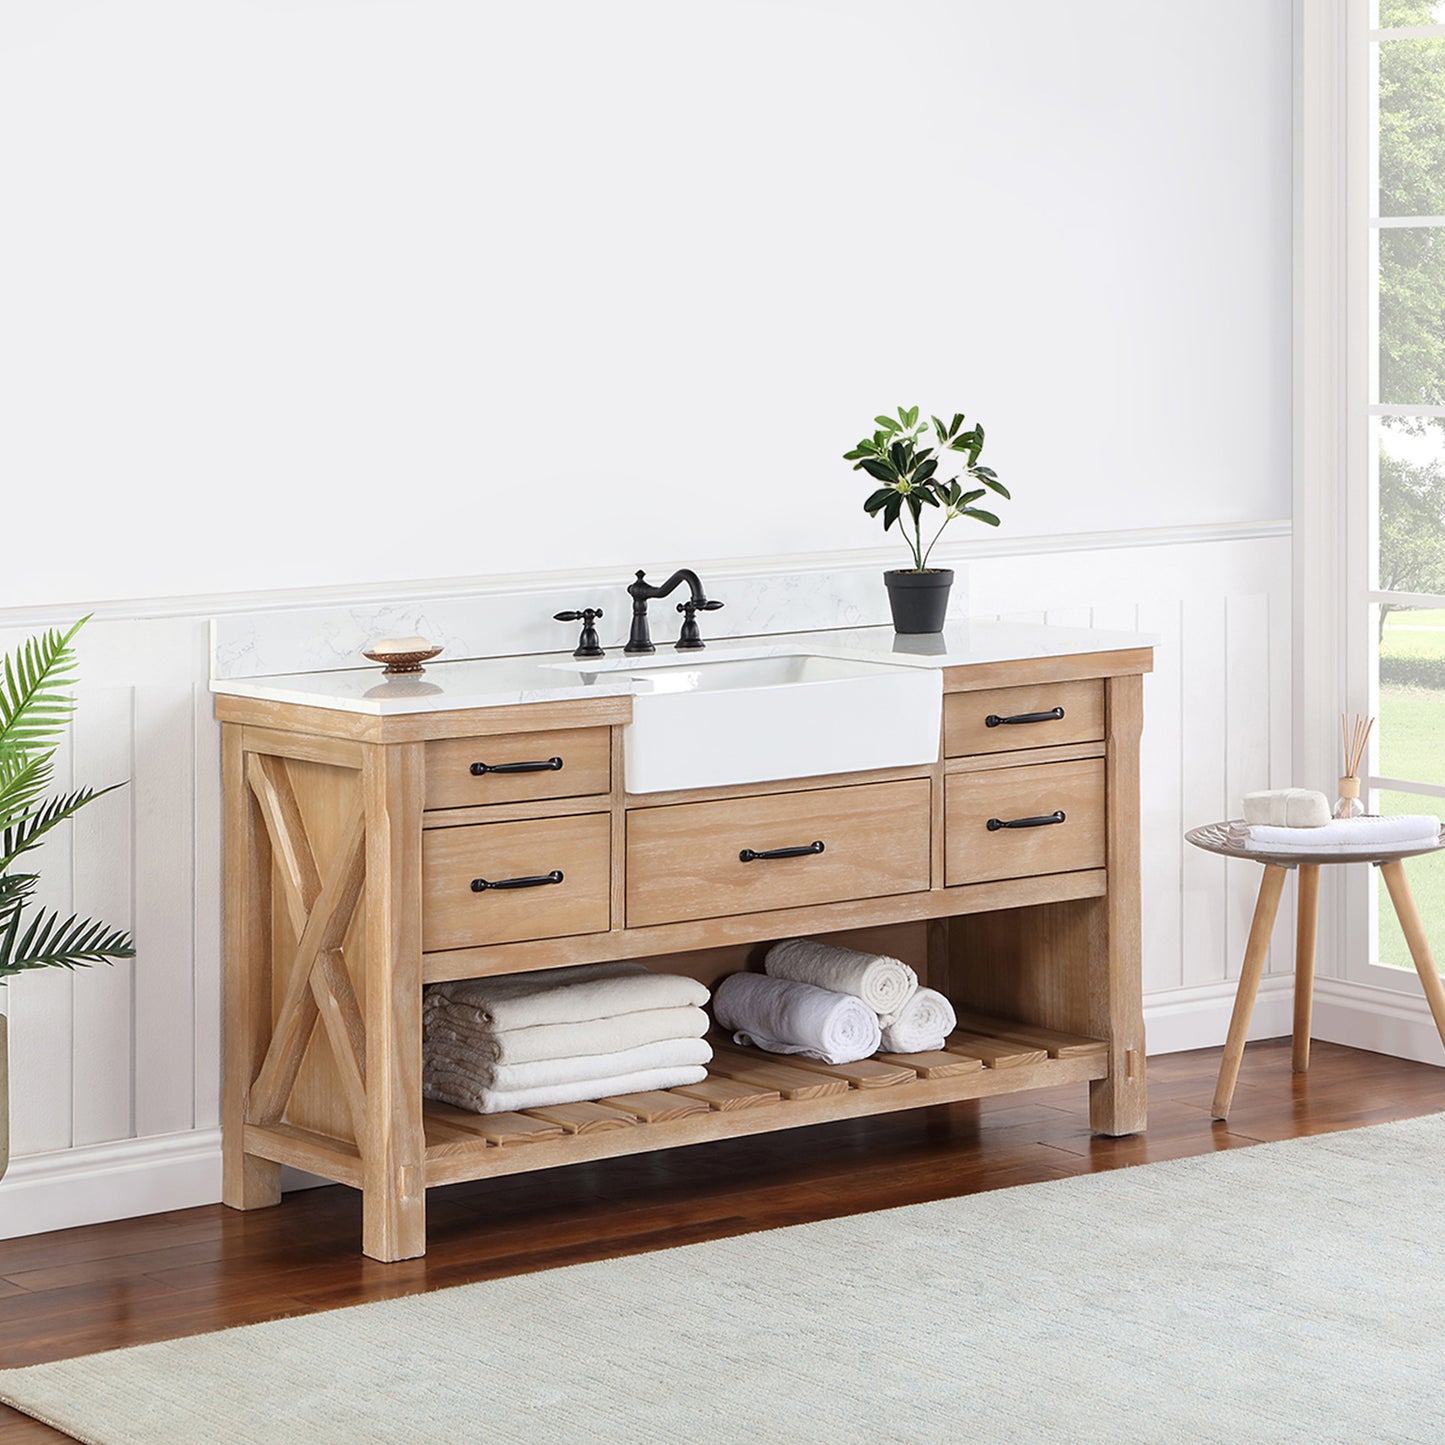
[429,962,709,1031]
[1242,788,1331,828]
[878,988,957,1054]
[713,971,881,1065]
[763,938,917,1021]
[423,1036,712,1094]
[1249,834,1439,856]
[422,1063,710,1115]
[1236,815,1441,849]
[423,1004,710,1066]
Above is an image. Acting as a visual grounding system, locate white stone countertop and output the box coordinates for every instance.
[209,620,1155,716]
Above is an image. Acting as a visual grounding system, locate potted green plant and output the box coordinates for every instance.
[0,620,135,1180]
[845,406,1010,633]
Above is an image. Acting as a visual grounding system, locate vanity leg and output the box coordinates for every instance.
[361,742,427,1262]
[1089,674,1148,1136]
[221,726,282,1209]
[1379,860,1445,1054]
[1292,864,1321,1073]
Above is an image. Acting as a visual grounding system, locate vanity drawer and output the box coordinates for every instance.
[422,812,611,951]
[626,778,931,929]
[943,680,1104,758]
[424,727,611,811]
[945,758,1104,886]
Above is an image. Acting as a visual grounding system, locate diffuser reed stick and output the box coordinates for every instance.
[1334,712,1374,819]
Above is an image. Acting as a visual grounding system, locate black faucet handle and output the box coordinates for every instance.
[676,598,724,613]
[555,608,605,660]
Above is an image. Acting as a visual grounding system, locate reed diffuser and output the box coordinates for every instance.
[1334,712,1375,820]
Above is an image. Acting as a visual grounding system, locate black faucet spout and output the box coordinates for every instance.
[625,568,719,654]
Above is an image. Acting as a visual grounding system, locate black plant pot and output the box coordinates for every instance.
[884,568,954,634]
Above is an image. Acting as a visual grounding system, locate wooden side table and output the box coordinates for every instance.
[1185,821,1445,1119]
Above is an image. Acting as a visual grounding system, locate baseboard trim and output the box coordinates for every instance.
[1312,977,1445,1068]
[1142,975,1297,1055]
[0,1128,223,1241]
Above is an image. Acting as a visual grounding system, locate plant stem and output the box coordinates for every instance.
[920,516,951,570]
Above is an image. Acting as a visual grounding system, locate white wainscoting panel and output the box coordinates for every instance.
[0,524,1297,1238]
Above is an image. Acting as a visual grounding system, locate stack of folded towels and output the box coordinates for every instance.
[712,938,957,1065]
[423,962,711,1114]
[1228,788,1441,854]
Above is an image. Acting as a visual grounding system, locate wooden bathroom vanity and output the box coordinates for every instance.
[215,628,1153,1261]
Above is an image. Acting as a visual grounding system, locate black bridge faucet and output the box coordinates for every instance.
[625,569,724,654]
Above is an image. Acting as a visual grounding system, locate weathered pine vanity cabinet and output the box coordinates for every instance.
[215,628,1153,1261]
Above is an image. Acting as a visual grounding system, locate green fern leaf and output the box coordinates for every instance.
[0,904,135,979]
[0,618,85,756]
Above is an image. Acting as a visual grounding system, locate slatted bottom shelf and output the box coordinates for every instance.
[416,1017,1110,1187]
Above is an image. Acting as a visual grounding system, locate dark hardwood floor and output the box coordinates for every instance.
[1,1038,1442,1441]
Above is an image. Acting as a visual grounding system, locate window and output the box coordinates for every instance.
[1358,1,1445,977]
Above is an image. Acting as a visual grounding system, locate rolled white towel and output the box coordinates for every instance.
[878,988,957,1054]
[713,972,881,1065]
[422,1063,709,1116]
[763,938,917,1021]
[1241,815,1441,849]
[1242,788,1331,828]
[429,962,709,1030]
[423,1035,712,1094]
[423,1004,710,1066]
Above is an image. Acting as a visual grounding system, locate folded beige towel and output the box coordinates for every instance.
[1242,788,1331,828]
[429,962,709,1031]
[423,1004,710,1066]
[878,988,957,1054]
[422,1063,710,1115]
[423,1035,712,1095]
[763,938,917,1022]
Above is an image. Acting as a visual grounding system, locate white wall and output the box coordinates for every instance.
[1,0,1292,607]
[0,1,1305,1234]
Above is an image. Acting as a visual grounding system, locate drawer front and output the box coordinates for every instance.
[945,758,1104,886]
[626,778,931,929]
[423,812,610,950]
[424,727,611,811]
[943,680,1104,758]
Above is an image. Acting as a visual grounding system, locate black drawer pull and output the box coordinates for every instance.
[470,756,563,776]
[470,870,564,892]
[984,706,1065,728]
[738,840,826,863]
[987,811,1066,832]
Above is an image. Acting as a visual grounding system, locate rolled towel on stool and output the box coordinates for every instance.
[763,938,917,1021]
[1242,788,1331,828]
[713,972,882,1065]
[878,988,957,1054]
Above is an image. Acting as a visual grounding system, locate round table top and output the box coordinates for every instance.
[1185,819,1445,868]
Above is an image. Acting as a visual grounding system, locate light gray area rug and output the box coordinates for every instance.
[4,1113,1445,1445]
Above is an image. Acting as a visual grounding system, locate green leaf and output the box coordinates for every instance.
[904,405,919,428]
[913,457,938,485]
[0,783,125,876]
[860,457,896,483]
[931,416,946,443]
[863,487,895,515]
[0,619,85,757]
[960,487,986,505]
[882,493,903,530]
[961,507,1001,527]
[889,441,907,471]
[0,904,134,979]
[875,416,899,434]
[951,412,965,438]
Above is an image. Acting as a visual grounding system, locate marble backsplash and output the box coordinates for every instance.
[211,561,969,681]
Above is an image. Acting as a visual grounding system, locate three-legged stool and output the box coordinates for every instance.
[1185,821,1445,1119]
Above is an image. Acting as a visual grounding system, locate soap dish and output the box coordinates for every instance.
[363,644,443,676]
